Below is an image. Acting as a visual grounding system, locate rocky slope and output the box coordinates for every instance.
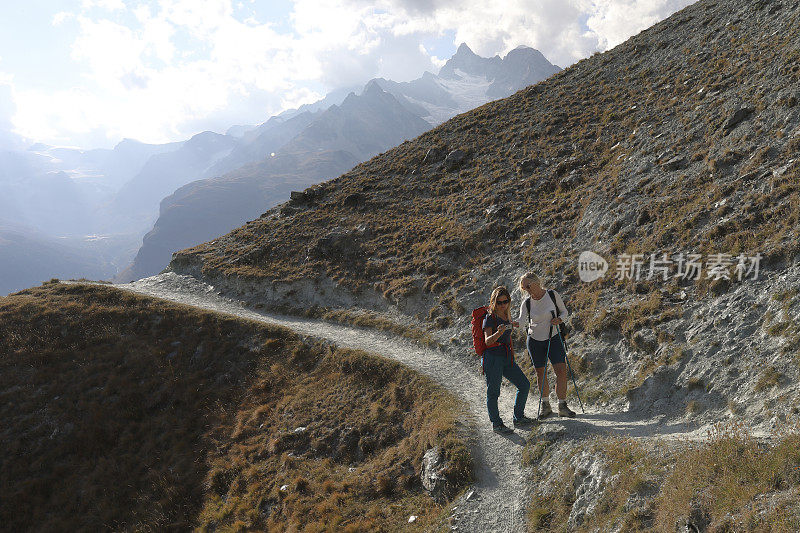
[170,0,800,433]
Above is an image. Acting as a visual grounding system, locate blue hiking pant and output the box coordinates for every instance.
[484,351,530,425]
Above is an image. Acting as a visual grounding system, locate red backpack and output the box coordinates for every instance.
[471,306,500,373]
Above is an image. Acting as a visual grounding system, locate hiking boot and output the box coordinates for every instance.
[513,415,536,428]
[558,401,576,418]
[492,422,513,435]
[538,402,553,419]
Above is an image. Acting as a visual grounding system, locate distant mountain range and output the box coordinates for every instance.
[0,44,561,293]
[118,44,561,281]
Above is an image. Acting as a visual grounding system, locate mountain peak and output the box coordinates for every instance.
[113,138,143,150]
[455,43,476,57]
[362,79,386,96]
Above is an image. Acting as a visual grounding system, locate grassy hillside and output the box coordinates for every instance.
[167,0,800,423]
[0,283,471,532]
[175,0,799,305]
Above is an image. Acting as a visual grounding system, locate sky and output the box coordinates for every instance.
[0,0,696,150]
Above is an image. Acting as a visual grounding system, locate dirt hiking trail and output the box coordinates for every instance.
[93,273,721,532]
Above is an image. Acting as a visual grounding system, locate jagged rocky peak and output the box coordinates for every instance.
[439,42,502,80]
[361,78,387,96]
[454,42,478,57]
[438,42,558,83]
[338,80,392,109]
[503,45,558,69]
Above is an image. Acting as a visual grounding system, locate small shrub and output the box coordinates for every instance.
[768,321,791,336]
[754,366,783,391]
[687,377,705,391]
[686,400,703,415]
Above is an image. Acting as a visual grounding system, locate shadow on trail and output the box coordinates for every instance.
[467,433,500,489]
[537,410,704,440]
[498,432,528,446]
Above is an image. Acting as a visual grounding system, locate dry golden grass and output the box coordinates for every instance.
[0,283,471,532]
[525,422,800,532]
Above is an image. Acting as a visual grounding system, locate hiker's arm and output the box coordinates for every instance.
[552,291,569,324]
[484,325,505,344]
[517,301,527,326]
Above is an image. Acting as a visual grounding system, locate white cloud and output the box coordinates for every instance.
[280,86,325,111]
[81,0,126,10]
[14,0,314,146]
[0,70,29,150]
[0,62,16,124]
[10,0,697,148]
[334,0,696,67]
[586,0,695,49]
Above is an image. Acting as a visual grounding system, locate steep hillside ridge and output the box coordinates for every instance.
[118,84,427,282]
[283,81,431,159]
[104,131,240,234]
[121,46,561,282]
[171,0,800,429]
[204,111,320,177]
[116,150,359,282]
[0,150,95,235]
[0,283,470,531]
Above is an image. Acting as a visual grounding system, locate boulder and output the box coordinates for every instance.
[307,228,366,261]
[661,156,687,171]
[518,158,538,173]
[675,499,711,532]
[423,147,446,164]
[289,189,316,205]
[723,106,754,132]
[342,192,366,208]
[421,447,451,502]
[559,169,582,189]
[443,149,467,170]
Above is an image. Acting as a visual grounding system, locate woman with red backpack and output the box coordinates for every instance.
[480,286,534,434]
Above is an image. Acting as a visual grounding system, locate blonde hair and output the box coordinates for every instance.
[488,286,512,320]
[519,272,541,292]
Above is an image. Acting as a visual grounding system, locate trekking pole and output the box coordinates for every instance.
[556,326,585,414]
[536,320,554,419]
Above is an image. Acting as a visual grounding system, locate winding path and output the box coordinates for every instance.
[95,273,716,532]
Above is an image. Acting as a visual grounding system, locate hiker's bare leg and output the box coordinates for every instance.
[535,367,550,397]
[553,362,568,400]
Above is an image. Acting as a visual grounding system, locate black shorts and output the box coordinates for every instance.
[526,335,566,369]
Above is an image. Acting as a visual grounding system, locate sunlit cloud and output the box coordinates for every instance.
[8,0,697,148]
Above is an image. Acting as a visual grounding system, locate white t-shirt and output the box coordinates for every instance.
[517,289,569,341]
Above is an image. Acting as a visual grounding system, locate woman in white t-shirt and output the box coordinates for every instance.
[517,272,576,418]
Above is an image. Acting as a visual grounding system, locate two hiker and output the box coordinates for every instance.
[475,273,576,434]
